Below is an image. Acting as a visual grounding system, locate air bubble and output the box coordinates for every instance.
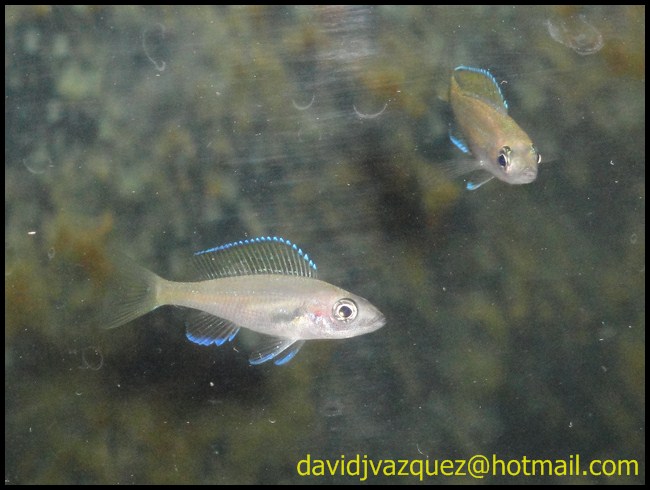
[546,14,604,56]
[353,101,388,120]
[80,346,104,371]
[23,149,53,175]
[142,24,167,72]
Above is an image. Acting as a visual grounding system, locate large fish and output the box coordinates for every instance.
[99,236,385,365]
[449,65,541,190]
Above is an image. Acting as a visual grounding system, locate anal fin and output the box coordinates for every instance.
[466,175,495,190]
[449,127,471,154]
[249,338,305,366]
[185,312,240,346]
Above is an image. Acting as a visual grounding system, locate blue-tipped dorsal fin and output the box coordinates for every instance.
[192,236,317,280]
[453,65,508,113]
[185,312,240,346]
[249,338,305,365]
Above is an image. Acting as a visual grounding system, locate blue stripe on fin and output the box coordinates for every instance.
[273,340,305,365]
[466,175,495,191]
[249,338,302,365]
[185,313,240,347]
[192,236,318,280]
[449,128,470,154]
[453,65,508,111]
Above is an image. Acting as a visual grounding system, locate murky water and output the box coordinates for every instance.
[5,5,644,484]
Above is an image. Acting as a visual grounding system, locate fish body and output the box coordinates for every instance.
[449,65,541,189]
[158,275,381,340]
[101,236,385,365]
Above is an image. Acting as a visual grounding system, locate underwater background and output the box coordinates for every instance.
[5,5,644,484]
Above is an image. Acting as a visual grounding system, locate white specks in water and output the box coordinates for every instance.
[292,94,315,111]
[23,28,41,54]
[46,100,63,124]
[268,418,277,424]
[320,397,344,417]
[546,14,604,56]
[353,100,388,119]
[47,247,56,260]
[416,443,429,457]
[142,23,167,72]
[629,233,637,244]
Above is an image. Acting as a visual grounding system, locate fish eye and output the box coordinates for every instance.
[332,299,358,323]
[497,146,511,168]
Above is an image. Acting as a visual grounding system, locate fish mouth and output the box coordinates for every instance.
[337,311,385,339]
[369,312,387,332]
[516,168,538,184]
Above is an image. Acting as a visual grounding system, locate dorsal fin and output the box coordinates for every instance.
[453,65,508,113]
[192,236,318,280]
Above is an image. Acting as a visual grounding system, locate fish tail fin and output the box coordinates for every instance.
[97,254,163,330]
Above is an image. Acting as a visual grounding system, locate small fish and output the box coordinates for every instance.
[99,236,385,365]
[448,65,541,190]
